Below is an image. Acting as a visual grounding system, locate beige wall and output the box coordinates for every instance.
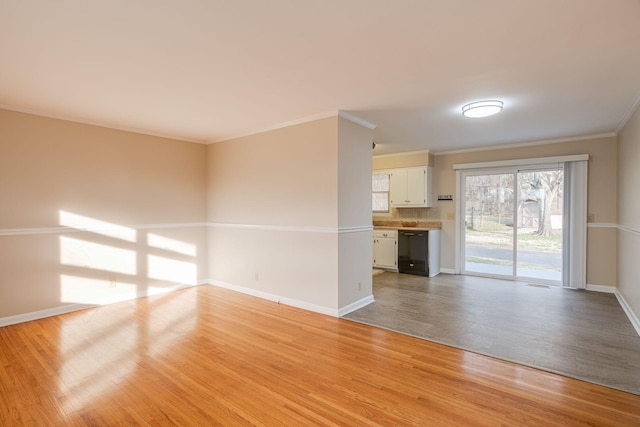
[433,136,618,286]
[207,118,338,228]
[0,109,208,319]
[1,111,373,321]
[337,117,374,307]
[617,104,640,320]
[206,116,374,314]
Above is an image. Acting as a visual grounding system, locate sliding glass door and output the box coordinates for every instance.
[464,172,515,277]
[462,167,564,284]
[516,170,563,282]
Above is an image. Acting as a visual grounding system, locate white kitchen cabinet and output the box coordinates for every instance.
[389,167,432,207]
[373,230,398,270]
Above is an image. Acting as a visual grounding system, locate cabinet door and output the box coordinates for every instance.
[389,169,408,206]
[373,238,397,268]
[406,167,426,205]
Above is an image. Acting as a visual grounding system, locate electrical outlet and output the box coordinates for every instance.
[358,282,362,291]
[587,213,595,223]
[109,276,116,288]
[447,212,455,220]
[254,273,259,281]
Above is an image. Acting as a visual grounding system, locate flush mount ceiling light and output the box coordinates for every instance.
[462,100,503,118]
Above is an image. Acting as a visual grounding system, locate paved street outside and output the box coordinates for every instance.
[465,244,562,281]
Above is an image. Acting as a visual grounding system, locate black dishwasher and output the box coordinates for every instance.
[398,230,428,276]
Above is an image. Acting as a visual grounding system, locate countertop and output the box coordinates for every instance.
[373,220,441,231]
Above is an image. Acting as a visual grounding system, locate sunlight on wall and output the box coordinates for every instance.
[59,210,137,242]
[60,275,138,305]
[60,236,137,275]
[148,233,196,256]
[148,254,197,285]
[58,210,199,305]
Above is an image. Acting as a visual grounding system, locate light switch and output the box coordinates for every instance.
[447,212,455,220]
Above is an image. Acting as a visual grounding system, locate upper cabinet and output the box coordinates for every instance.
[389,166,432,207]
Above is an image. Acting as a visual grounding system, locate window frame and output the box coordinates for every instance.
[372,171,391,213]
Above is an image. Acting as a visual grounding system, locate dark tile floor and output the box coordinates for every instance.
[343,272,640,395]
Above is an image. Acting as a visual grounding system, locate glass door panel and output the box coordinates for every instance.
[516,170,563,282]
[463,173,515,277]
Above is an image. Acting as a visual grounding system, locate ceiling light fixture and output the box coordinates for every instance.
[462,100,503,118]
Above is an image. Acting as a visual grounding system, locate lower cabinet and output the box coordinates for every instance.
[373,230,398,270]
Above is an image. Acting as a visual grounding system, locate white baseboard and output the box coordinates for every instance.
[0,303,97,327]
[0,282,201,328]
[338,295,375,317]
[586,284,617,293]
[614,289,640,337]
[205,279,341,317]
[440,268,456,274]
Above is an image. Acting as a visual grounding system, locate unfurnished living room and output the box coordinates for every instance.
[2,1,640,425]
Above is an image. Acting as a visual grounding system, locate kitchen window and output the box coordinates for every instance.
[372,172,390,212]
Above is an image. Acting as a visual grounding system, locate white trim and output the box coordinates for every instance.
[207,222,372,234]
[373,149,430,159]
[0,105,378,145]
[209,111,338,143]
[587,223,617,229]
[0,226,73,236]
[0,303,96,327]
[0,222,373,237]
[440,268,456,274]
[337,226,374,234]
[434,133,615,156]
[338,295,375,317]
[615,89,640,134]
[586,284,616,293]
[614,289,640,337]
[205,279,340,317]
[618,224,640,236]
[453,154,589,170]
[338,111,377,130]
[0,282,201,327]
[209,110,376,144]
[0,222,208,237]
[0,104,204,144]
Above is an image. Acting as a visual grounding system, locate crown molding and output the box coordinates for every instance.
[209,110,376,144]
[0,104,205,144]
[337,111,377,129]
[433,132,616,156]
[616,90,640,134]
[208,111,340,144]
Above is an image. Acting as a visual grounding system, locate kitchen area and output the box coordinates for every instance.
[372,151,441,277]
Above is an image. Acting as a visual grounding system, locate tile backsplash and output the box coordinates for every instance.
[373,207,440,221]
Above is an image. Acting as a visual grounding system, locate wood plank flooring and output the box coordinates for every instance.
[345,272,640,395]
[1,285,640,426]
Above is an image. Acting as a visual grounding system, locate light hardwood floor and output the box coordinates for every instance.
[1,285,640,426]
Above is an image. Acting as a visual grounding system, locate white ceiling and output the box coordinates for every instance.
[2,0,640,155]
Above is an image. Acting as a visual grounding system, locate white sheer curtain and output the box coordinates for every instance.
[562,160,588,289]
